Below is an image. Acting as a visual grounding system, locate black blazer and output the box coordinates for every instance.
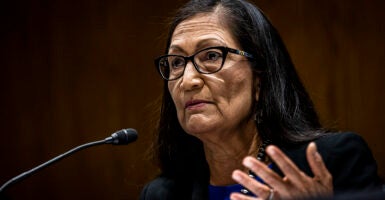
[140,132,383,200]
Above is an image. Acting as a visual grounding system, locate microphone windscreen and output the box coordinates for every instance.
[111,128,138,145]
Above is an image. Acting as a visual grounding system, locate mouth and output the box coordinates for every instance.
[185,99,210,109]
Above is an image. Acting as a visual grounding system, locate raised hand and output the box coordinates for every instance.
[230,142,333,200]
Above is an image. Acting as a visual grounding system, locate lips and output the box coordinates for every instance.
[185,99,210,109]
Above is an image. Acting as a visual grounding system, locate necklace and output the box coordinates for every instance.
[240,139,271,195]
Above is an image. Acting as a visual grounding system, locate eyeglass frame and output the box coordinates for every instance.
[154,46,255,81]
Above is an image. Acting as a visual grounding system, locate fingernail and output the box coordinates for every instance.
[232,171,242,182]
[310,142,321,161]
[230,193,240,200]
[310,142,318,151]
[230,195,240,200]
[266,146,276,155]
[243,157,253,168]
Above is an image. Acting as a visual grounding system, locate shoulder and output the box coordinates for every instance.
[314,132,377,172]
[315,132,368,149]
[139,176,177,200]
[284,132,372,159]
[139,175,206,200]
[281,132,365,165]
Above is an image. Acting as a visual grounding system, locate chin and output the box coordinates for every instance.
[185,127,209,136]
[184,125,218,140]
[181,116,221,137]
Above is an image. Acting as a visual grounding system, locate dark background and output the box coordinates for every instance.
[1,0,384,199]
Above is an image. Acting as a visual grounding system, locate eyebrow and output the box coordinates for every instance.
[168,45,187,55]
[168,38,227,55]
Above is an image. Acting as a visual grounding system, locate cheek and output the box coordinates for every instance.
[168,82,189,130]
[168,81,184,112]
[218,67,254,114]
[222,68,253,98]
[168,82,178,104]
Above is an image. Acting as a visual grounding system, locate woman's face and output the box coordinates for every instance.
[168,12,259,141]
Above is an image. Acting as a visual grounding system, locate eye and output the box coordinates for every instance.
[205,51,222,61]
[159,59,169,67]
[171,57,185,69]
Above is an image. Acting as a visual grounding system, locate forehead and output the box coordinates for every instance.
[170,13,237,53]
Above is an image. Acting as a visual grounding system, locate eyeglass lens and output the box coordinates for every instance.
[158,48,225,80]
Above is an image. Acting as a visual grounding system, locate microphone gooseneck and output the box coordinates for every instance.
[0,128,138,193]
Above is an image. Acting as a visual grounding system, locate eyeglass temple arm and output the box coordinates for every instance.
[227,48,255,59]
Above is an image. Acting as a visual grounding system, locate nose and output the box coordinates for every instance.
[180,61,204,91]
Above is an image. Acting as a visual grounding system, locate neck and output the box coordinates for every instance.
[203,128,259,186]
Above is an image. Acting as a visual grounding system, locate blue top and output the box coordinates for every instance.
[208,164,273,200]
[209,183,248,200]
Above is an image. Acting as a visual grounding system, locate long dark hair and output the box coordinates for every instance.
[153,0,325,185]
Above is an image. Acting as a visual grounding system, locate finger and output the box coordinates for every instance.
[266,145,310,186]
[230,192,261,200]
[306,142,332,185]
[241,156,285,189]
[232,169,271,197]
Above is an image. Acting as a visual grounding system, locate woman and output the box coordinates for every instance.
[140,0,382,199]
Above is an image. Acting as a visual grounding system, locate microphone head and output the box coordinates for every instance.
[109,128,138,145]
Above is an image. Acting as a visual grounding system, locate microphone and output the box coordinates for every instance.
[0,128,138,193]
[105,128,138,145]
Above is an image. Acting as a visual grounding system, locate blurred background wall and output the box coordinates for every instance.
[0,0,384,199]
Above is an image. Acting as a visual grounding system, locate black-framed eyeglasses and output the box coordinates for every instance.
[154,46,255,81]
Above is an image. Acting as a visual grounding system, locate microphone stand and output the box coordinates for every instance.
[0,139,105,193]
[0,128,137,194]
